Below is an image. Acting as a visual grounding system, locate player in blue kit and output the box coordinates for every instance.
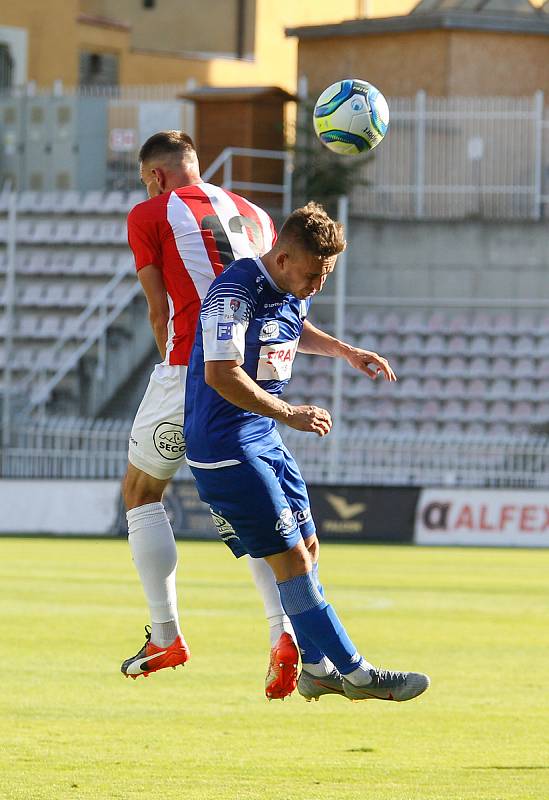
[184,202,430,702]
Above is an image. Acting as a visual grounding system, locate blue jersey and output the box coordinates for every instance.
[184,257,310,467]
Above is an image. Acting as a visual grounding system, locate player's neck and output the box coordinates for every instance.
[164,171,203,192]
[257,253,285,293]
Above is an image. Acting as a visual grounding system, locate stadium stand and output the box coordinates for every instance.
[285,307,549,437]
[0,189,152,419]
[2,189,549,487]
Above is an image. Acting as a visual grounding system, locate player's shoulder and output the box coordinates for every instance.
[206,258,261,300]
[127,193,169,224]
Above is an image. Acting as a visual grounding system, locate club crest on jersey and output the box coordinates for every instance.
[259,320,280,341]
[223,297,246,322]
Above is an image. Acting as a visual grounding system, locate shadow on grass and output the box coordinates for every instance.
[467,766,549,770]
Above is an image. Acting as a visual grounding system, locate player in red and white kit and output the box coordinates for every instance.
[121,131,298,697]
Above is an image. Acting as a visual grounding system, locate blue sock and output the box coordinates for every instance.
[294,562,325,665]
[277,571,362,675]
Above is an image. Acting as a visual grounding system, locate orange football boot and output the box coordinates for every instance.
[265,632,299,700]
[121,625,190,679]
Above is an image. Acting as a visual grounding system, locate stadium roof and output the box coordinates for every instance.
[412,0,537,13]
[180,86,296,102]
[286,1,549,39]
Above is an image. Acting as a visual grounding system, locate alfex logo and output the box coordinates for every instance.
[153,422,185,460]
[421,501,549,533]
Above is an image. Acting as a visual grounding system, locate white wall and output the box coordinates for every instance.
[0,480,120,535]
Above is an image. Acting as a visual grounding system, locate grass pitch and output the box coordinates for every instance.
[1,538,548,800]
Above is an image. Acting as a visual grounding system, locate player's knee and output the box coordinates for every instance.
[122,468,164,511]
[304,534,319,562]
[286,542,313,576]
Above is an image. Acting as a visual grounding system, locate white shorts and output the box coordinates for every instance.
[128,364,187,481]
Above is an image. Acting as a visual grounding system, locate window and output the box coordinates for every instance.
[0,43,14,89]
[79,52,119,87]
[143,0,156,8]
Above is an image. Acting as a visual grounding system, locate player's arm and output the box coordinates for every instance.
[298,319,396,382]
[205,360,332,436]
[137,265,170,360]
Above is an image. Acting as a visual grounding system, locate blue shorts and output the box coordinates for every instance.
[189,444,316,558]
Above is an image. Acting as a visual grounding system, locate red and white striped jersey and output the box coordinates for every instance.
[127,182,276,365]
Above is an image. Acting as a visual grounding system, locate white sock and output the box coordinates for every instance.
[246,555,295,647]
[302,656,336,677]
[127,502,184,648]
[345,658,376,686]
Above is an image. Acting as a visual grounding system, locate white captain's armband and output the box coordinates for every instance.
[257,338,299,381]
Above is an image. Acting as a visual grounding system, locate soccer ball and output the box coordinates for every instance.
[313,79,389,156]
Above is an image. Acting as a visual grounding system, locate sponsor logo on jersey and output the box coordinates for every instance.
[217,321,234,340]
[294,508,312,525]
[256,338,299,382]
[153,422,186,460]
[258,320,280,341]
[275,507,297,534]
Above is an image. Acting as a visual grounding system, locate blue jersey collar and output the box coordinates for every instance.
[255,257,286,294]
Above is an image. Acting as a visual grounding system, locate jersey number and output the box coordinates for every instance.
[201,214,265,267]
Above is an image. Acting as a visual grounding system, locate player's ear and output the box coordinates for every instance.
[152,167,167,192]
[276,250,289,271]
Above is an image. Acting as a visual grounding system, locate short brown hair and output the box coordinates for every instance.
[139,130,196,164]
[278,202,346,258]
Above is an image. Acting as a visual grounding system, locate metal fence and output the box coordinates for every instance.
[2,86,549,217]
[2,417,549,488]
[350,92,549,220]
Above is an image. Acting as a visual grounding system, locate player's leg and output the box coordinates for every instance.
[278,446,337,681]
[121,366,189,678]
[245,555,294,647]
[266,540,430,702]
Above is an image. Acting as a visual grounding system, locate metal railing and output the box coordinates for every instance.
[283,430,549,489]
[202,147,293,216]
[24,275,142,412]
[2,417,548,487]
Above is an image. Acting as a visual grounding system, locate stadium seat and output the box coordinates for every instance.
[487,378,510,400]
[470,311,493,335]
[426,312,445,333]
[448,313,469,334]
[513,335,535,358]
[402,312,427,334]
[447,335,468,356]
[103,191,126,213]
[81,191,105,213]
[471,336,491,356]
[424,335,446,356]
[443,377,468,400]
[424,355,444,376]
[535,336,549,356]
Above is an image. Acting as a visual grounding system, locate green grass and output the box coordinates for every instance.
[1,538,548,800]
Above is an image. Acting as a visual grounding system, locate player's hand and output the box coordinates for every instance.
[287,404,333,436]
[345,347,397,382]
